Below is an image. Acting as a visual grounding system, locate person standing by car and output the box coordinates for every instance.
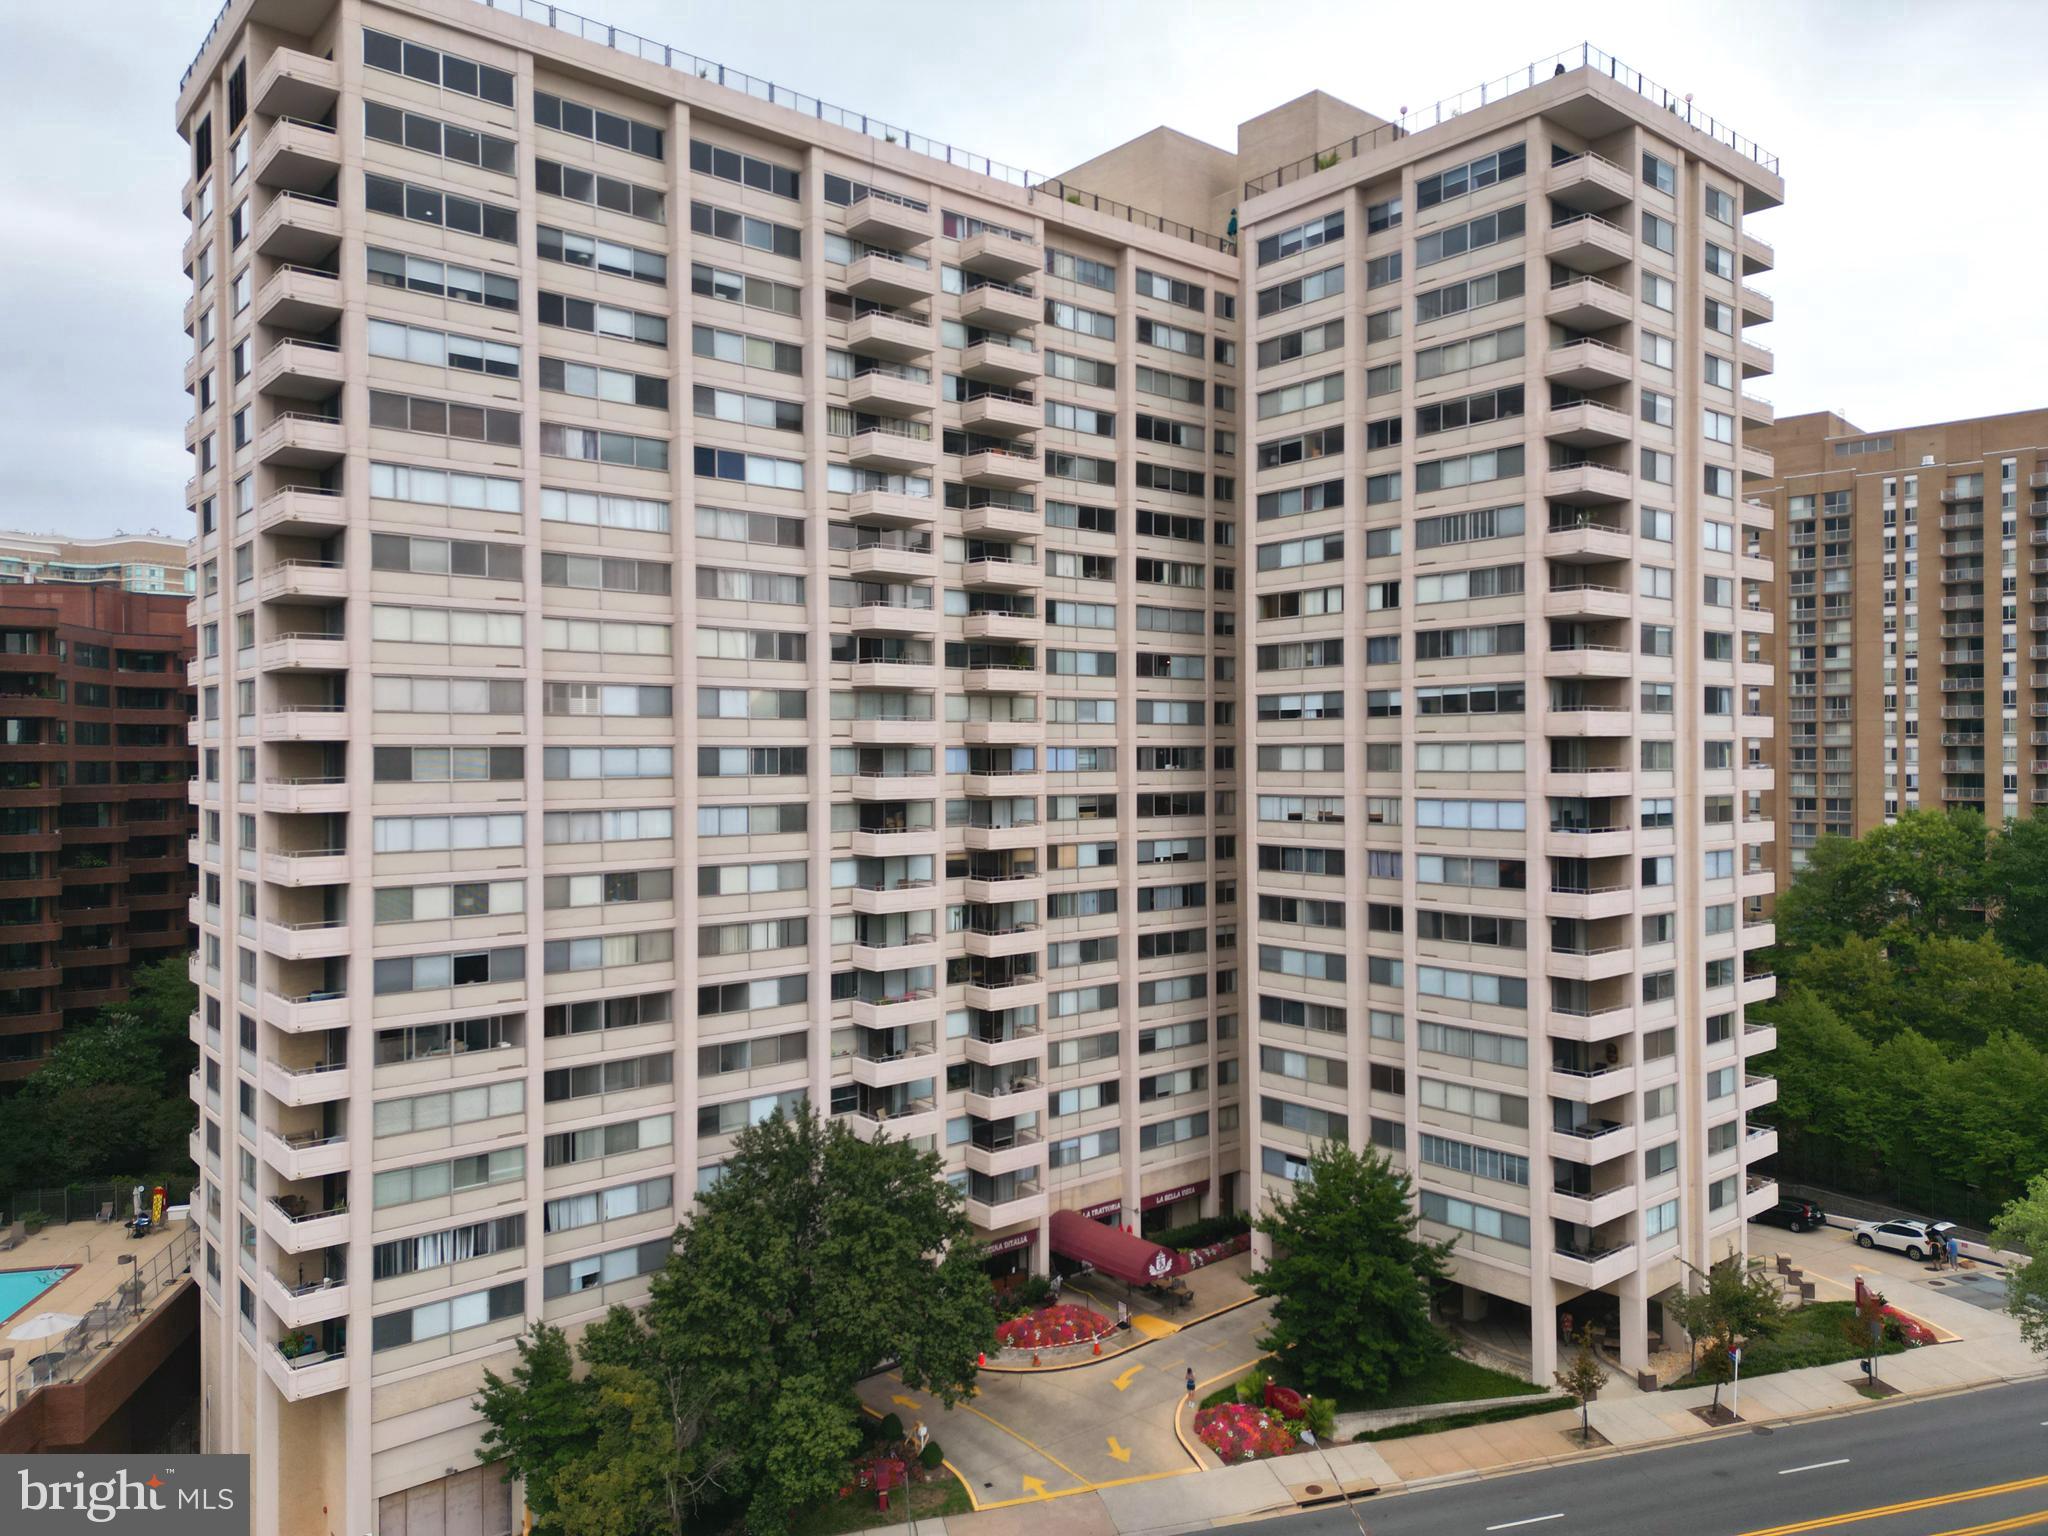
[1947,1232,1960,1269]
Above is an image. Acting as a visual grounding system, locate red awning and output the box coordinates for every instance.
[1048,1209,1185,1286]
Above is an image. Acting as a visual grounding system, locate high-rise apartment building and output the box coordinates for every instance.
[1235,64,1784,1387]
[178,2,1784,1527]
[0,581,195,1079]
[0,532,194,595]
[1752,408,2048,862]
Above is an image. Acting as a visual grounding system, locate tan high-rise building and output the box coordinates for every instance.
[1236,59,1785,1387]
[177,3,1784,1527]
[1751,408,2048,864]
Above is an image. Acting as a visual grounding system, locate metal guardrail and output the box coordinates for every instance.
[1,1224,199,1416]
[1244,41,1779,197]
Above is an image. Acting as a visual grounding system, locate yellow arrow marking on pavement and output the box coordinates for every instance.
[1112,1363,1145,1391]
[1021,1476,1050,1498]
[890,1394,920,1410]
[1106,1437,1132,1464]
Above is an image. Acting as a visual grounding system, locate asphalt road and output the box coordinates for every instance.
[1248,1376,2048,1536]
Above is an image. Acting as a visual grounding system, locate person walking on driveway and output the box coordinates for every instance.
[1186,1366,1197,1398]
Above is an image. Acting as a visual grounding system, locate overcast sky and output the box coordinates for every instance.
[6,0,2043,541]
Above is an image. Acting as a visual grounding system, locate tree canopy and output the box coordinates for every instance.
[1758,810,2048,1223]
[478,1106,992,1534]
[1251,1140,1451,1399]
[1990,1173,2048,1356]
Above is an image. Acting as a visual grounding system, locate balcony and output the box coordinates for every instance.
[958,228,1042,282]
[1741,444,1776,480]
[1743,1123,1779,1161]
[1545,212,1633,272]
[1544,583,1632,622]
[260,565,348,606]
[848,602,937,639]
[1545,150,1633,211]
[962,821,1040,853]
[1548,1120,1638,1164]
[261,1268,350,1329]
[959,392,1041,436]
[1544,338,1633,390]
[261,1340,348,1401]
[1544,823,1633,860]
[849,991,940,1031]
[960,448,1043,489]
[254,117,340,193]
[844,188,936,248]
[848,541,935,581]
[851,936,943,973]
[1740,337,1775,378]
[1742,1176,1781,1220]
[1546,273,1631,330]
[962,609,1039,643]
[847,309,934,361]
[262,1056,350,1107]
[1550,1062,1637,1104]
[847,657,937,690]
[959,280,1038,332]
[263,1128,350,1182]
[847,489,936,528]
[845,251,932,307]
[1741,394,1776,429]
[846,366,930,417]
[253,411,345,469]
[1551,1241,1638,1290]
[263,989,350,1034]
[260,776,349,817]
[1546,881,1634,921]
[962,1080,1047,1122]
[847,1040,941,1089]
[252,190,341,262]
[848,426,937,473]
[961,926,1043,964]
[263,1197,348,1255]
[1741,285,1774,326]
[255,264,342,330]
[848,877,938,916]
[261,915,351,961]
[260,632,348,672]
[1545,399,1633,449]
[261,705,350,742]
[848,825,940,860]
[1546,1002,1635,1044]
[254,339,344,400]
[966,1181,1047,1232]
[1544,515,1631,562]
[257,485,346,536]
[1745,1073,1779,1107]
[1544,705,1632,741]
[253,47,339,118]
[1740,229,1775,274]
[1544,644,1632,680]
[961,501,1039,540]
[264,848,347,887]
[1549,1183,1636,1229]
[1547,459,1632,504]
[960,339,1041,386]
[961,872,1046,906]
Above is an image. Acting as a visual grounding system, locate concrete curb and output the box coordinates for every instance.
[978,1293,1260,1375]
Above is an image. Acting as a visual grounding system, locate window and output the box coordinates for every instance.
[1642,211,1676,253]
[1414,143,1526,208]
[1415,204,1526,267]
[368,245,518,311]
[364,171,516,244]
[1257,263,1344,317]
[1642,152,1675,194]
[541,290,669,347]
[535,91,665,158]
[535,159,666,224]
[542,423,671,472]
[362,29,516,107]
[1044,300,1117,340]
[1257,210,1344,265]
[1415,263,1525,323]
[369,390,520,447]
[364,100,516,175]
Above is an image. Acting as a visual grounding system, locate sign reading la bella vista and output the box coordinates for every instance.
[1138,1180,1208,1212]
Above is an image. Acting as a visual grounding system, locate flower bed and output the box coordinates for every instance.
[994,1303,1113,1350]
[1194,1402,1300,1462]
[1181,1231,1252,1271]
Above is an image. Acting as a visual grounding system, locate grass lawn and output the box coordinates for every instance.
[1203,1347,1544,1415]
[1662,1301,1909,1390]
[787,1472,974,1536]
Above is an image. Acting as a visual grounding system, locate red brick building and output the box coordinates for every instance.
[0,585,195,1081]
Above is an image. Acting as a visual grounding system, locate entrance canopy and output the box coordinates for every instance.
[1048,1209,1185,1286]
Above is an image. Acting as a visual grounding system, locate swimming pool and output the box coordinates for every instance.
[0,1267,73,1328]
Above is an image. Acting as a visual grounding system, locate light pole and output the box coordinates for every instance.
[1299,1429,1368,1536]
[0,1347,13,1416]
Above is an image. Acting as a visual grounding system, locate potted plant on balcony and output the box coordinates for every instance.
[278,1328,317,1361]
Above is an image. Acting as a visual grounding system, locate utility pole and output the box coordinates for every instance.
[1300,1430,1369,1536]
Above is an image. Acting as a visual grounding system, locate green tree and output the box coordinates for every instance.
[1553,1328,1608,1446]
[1764,987,1876,1165]
[1252,1141,1452,1400]
[0,1008,196,1192]
[1987,815,2048,965]
[1774,809,1987,958]
[1990,1172,2048,1355]
[477,1107,990,1534]
[1665,1260,1787,1413]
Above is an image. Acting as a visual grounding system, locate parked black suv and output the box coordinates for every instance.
[1750,1197,1826,1234]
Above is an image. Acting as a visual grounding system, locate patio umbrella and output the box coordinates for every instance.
[9,1312,81,1340]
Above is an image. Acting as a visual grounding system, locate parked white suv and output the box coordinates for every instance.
[1853,1218,1955,1260]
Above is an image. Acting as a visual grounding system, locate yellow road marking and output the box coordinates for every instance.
[1131,1313,1181,1339]
[1112,1363,1145,1391]
[1020,1475,1049,1498]
[890,1393,920,1410]
[1736,1474,2048,1536]
[1107,1436,1132,1463]
[951,1396,1090,1484]
[971,1467,1195,1511]
[1928,1512,2048,1536]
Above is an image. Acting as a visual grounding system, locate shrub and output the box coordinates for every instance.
[1009,1273,1053,1312]
[1233,1369,1272,1407]
[878,1413,904,1443]
[1300,1393,1336,1441]
[919,1443,944,1471]
[1153,1213,1251,1251]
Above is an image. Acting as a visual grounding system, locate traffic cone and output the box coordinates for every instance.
[1092,1339,1102,1356]
[977,1351,986,1367]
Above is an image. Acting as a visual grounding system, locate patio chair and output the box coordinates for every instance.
[96,1202,114,1223]
[1,1219,23,1252]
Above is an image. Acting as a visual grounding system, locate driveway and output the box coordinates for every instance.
[857,1291,1274,1510]
[1756,1220,2019,1345]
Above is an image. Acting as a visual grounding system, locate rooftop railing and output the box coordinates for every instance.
[1244,41,1778,198]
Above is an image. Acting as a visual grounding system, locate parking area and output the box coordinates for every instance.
[1756,1219,2009,1343]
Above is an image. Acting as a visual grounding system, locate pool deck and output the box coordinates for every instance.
[0,1217,190,1396]
[0,1263,78,1329]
